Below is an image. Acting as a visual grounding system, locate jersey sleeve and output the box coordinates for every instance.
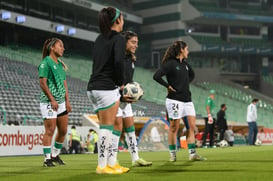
[206,97,211,107]
[38,62,49,78]
[113,35,126,86]
[153,62,170,88]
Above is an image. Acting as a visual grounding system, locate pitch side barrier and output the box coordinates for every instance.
[0,126,97,156]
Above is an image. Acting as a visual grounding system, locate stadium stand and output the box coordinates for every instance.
[1,44,273,128]
[0,56,92,126]
[0,47,167,126]
[196,81,273,127]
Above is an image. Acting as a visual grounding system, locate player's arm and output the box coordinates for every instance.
[64,80,72,113]
[206,104,213,124]
[113,35,126,87]
[153,63,176,92]
[39,77,58,111]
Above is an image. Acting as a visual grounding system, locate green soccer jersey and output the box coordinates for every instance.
[38,56,66,104]
[205,96,216,117]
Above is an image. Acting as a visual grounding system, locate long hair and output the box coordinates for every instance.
[121,30,138,61]
[42,38,68,71]
[162,41,187,63]
[98,7,121,38]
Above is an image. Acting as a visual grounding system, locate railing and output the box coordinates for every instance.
[0,107,6,125]
[23,115,43,125]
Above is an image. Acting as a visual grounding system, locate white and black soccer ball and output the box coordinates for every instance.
[122,82,144,101]
[255,139,262,146]
[219,140,228,148]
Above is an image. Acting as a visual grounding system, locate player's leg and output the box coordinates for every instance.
[123,115,152,166]
[168,119,180,161]
[107,108,129,173]
[187,116,206,161]
[87,89,122,174]
[166,98,183,162]
[184,102,206,161]
[208,123,215,147]
[202,118,209,147]
[51,102,68,165]
[248,122,254,145]
[40,102,57,167]
[253,122,258,145]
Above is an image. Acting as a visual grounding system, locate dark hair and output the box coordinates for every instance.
[42,38,68,70]
[98,7,121,37]
[162,41,187,63]
[71,125,76,129]
[42,38,60,59]
[252,98,259,103]
[121,30,138,61]
[121,30,137,42]
[221,104,226,109]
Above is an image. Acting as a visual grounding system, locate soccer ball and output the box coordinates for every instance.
[218,140,228,148]
[122,82,144,101]
[255,139,262,146]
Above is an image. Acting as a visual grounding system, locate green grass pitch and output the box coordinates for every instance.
[1,145,273,181]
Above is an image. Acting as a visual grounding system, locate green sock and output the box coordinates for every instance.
[124,125,135,133]
[188,143,196,156]
[169,144,176,157]
[52,142,63,157]
[43,146,51,161]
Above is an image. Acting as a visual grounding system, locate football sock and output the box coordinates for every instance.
[188,143,196,157]
[108,130,121,167]
[52,142,62,157]
[169,144,176,157]
[43,146,51,161]
[98,124,113,168]
[125,126,139,162]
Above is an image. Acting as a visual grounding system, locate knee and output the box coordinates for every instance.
[169,125,178,133]
[59,127,67,137]
[45,128,55,137]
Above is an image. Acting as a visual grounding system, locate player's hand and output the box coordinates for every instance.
[167,85,176,93]
[208,114,213,124]
[122,95,136,103]
[51,100,59,111]
[119,85,125,91]
[66,101,72,113]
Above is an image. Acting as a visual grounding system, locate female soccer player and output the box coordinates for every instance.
[153,41,206,162]
[109,31,152,168]
[39,38,71,167]
[87,7,127,174]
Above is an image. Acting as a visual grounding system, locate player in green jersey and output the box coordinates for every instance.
[202,89,216,148]
[39,38,72,167]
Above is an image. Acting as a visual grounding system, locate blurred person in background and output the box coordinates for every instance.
[225,126,234,146]
[69,125,81,154]
[216,104,228,142]
[247,98,259,145]
[39,38,71,167]
[202,89,216,148]
[86,129,98,153]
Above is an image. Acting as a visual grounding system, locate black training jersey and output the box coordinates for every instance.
[87,30,125,90]
[153,58,195,102]
[124,54,135,84]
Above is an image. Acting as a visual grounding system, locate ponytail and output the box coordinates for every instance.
[98,7,121,37]
[162,41,187,63]
[42,38,59,59]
